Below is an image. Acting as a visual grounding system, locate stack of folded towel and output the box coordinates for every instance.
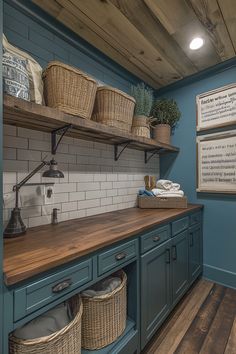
[152,179,184,198]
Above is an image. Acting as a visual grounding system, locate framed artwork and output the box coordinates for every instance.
[196,83,236,131]
[197,131,236,193]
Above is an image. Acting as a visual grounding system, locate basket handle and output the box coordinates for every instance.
[52,278,72,293]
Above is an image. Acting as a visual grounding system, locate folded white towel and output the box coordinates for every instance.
[152,188,184,197]
[156,179,173,190]
[172,183,180,191]
[157,193,183,198]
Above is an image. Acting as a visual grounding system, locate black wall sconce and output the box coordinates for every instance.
[4,124,72,238]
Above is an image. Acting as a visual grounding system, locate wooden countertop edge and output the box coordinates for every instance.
[4,205,203,286]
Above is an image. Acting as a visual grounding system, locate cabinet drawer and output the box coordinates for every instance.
[98,239,138,276]
[14,258,92,322]
[172,216,189,236]
[190,212,201,226]
[141,224,170,254]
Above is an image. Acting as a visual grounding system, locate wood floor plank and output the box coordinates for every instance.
[224,317,236,354]
[199,287,236,354]
[174,284,226,354]
[144,279,214,354]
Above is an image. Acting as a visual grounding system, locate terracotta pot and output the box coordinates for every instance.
[131,115,150,138]
[153,124,171,144]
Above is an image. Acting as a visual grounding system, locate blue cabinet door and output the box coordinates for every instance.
[189,223,203,285]
[171,230,189,307]
[140,240,171,349]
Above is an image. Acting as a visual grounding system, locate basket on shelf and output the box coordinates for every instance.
[131,115,151,138]
[81,270,127,350]
[43,61,97,118]
[92,86,135,132]
[138,196,188,209]
[9,296,83,354]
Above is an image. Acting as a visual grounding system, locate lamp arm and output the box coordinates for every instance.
[13,160,49,192]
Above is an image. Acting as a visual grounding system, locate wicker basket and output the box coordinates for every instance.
[132,115,150,138]
[9,296,83,354]
[43,61,97,118]
[81,270,127,350]
[92,86,135,132]
[138,196,188,209]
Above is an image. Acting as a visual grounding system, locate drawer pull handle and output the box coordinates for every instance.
[172,245,177,260]
[52,279,72,293]
[116,252,127,261]
[153,236,161,242]
[190,232,194,247]
[166,249,170,264]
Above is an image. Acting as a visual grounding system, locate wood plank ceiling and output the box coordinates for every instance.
[33,0,236,89]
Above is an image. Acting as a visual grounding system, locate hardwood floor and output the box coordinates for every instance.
[143,279,236,354]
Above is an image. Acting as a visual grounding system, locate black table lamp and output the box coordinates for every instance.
[4,123,72,238]
[4,158,64,238]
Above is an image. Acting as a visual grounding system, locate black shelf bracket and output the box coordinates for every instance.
[114,140,133,161]
[51,124,72,155]
[145,148,166,163]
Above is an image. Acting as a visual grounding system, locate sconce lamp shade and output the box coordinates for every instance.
[42,159,64,178]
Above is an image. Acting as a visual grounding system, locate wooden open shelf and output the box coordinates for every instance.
[3,95,179,155]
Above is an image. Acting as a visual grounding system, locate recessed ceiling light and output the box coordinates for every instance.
[189,37,204,50]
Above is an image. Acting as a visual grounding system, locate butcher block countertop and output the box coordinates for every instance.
[4,205,203,286]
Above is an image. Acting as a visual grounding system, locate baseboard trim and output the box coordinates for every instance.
[203,264,236,289]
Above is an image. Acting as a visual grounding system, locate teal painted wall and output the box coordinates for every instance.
[160,64,236,289]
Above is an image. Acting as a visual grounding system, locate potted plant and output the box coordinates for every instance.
[131,82,153,138]
[150,98,181,144]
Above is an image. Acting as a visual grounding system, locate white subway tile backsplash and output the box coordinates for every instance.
[101,181,112,190]
[4,124,17,136]
[69,191,85,202]
[86,190,106,200]
[4,159,28,172]
[62,201,77,212]
[3,124,159,228]
[3,148,17,160]
[4,136,28,149]
[54,183,76,193]
[17,149,42,161]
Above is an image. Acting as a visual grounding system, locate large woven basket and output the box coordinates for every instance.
[81,270,127,350]
[92,86,135,132]
[138,196,188,209]
[9,296,83,354]
[43,61,97,118]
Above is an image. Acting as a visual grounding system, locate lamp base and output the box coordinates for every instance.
[4,207,26,238]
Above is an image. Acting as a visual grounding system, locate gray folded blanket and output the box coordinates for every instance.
[82,276,121,298]
[13,302,72,340]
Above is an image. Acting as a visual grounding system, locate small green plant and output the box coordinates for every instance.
[131,82,153,116]
[151,98,181,128]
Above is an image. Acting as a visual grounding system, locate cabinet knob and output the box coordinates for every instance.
[115,252,127,261]
[52,279,72,293]
[153,236,161,242]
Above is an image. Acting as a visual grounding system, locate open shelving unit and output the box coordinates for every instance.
[3,95,179,162]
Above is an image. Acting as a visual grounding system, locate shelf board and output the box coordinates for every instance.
[3,95,179,154]
[81,318,136,354]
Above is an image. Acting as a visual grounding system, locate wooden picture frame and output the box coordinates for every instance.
[197,131,236,194]
[196,83,236,132]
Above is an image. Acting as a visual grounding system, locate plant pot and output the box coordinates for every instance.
[131,115,150,138]
[152,124,171,144]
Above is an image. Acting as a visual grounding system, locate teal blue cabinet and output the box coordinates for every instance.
[141,239,171,349]
[189,223,203,285]
[171,230,189,307]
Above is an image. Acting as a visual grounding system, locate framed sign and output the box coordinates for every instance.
[197,131,236,193]
[196,83,236,131]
